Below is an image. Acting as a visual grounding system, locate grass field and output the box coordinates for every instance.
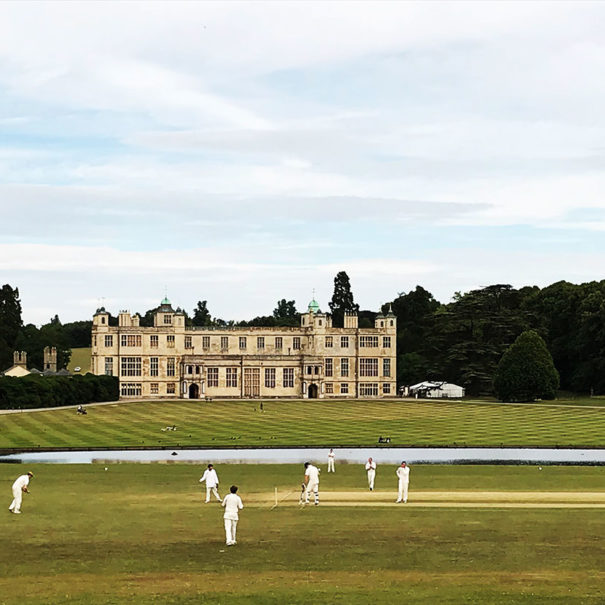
[1,398,605,450]
[67,347,91,374]
[1,463,604,604]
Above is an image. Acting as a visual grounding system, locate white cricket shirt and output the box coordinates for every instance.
[396,466,410,483]
[222,493,243,520]
[200,469,219,487]
[305,465,320,484]
[365,461,377,471]
[12,475,30,491]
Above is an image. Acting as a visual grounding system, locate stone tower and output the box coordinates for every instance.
[44,346,57,372]
[13,351,27,368]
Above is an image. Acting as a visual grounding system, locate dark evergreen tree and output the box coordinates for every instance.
[0,284,22,370]
[494,330,559,402]
[329,271,359,327]
[192,301,213,327]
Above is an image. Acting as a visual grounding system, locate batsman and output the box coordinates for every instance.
[303,461,320,506]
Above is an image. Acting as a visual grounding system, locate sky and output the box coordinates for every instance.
[1,1,605,325]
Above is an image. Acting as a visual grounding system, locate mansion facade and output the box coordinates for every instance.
[91,298,397,399]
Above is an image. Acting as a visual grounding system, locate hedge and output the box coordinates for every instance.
[0,373,119,409]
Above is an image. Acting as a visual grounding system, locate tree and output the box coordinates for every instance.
[0,284,22,370]
[273,299,299,326]
[329,271,359,327]
[493,330,559,402]
[192,301,213,327]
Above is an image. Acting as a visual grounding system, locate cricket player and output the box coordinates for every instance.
[365,457,377,491]
[199,464,222,503]
[304,461,320,505]
[327,449,335,472]
[222,485,243,546]
[396,461,410,503]
[9,471,33,514]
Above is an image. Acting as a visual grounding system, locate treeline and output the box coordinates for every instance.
[385,281,605,396]
[0,374,119,410]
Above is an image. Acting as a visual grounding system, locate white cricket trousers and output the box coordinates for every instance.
[327,459,335,472]
[224,518,238,545]
[9,486,22,513]
[367,470,376,490]
[398,481,409,503]
[306,482,319,504]
[206,486,221,503]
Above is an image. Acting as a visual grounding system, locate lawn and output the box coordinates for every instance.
[67,347,91,374]
[1,463,604,604]
[1,398,605,450]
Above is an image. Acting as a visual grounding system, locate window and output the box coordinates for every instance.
[306,366,313,375]
[293,337,301,350]
[325,383,333,394]
[167,335,175,348]
[121,334,142,347]
[104,357,113,376]
[239,336,247,349]
[340,336,349,348]
[185,336,192,349]
[325,336,333,348]
[163,314,172,325]
[360,336,378,348]
[120,383,141,397]
[202,336,210,349]
[150,335,158,348]
[101,316,106,324]
[283,368,294,388]
[226,368,238,388]
[383,358,391,377]
[265,368,276,388]
[195,365,200,375]
[150,383,158,395]
[150,357,159,377]
[257,337,265,350]
[341,358,349,377]
[383,336,391,348]
[221,336,229,350]
[360,358,379,377]
[360,383,379,396]
[207,367,219,387]
[325,358,333,377]
[94,335,97,347]
[121,357,142,376]
[104,335,113,347]
[314,366,320,375]
[167,357,175,377]
[167,382,175,394]
[187,365,193,375]
[383,383,391,394]
[340,383,349,394]
[275,337,283,350]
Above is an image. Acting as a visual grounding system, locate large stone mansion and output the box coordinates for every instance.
[91,297,397,399]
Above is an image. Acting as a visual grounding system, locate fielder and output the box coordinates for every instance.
[327,449,335,472]
[9,471,33,514]
[222,485,243,546]
[304,461,320,505]
[396,461,410,503]
[365,457,377,491]
[199,464,222,503]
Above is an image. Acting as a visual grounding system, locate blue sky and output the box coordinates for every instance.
[1,1,605,325]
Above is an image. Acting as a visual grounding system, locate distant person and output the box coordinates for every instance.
[77,405,87,415]
[304,461,320,505]
[365,457,377,491]
[222,485,243,545]
[260,402,264,412]
[396,461,410,503]
[327,449,335,473]
[199,464,222,503]
[9,471,33,514]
